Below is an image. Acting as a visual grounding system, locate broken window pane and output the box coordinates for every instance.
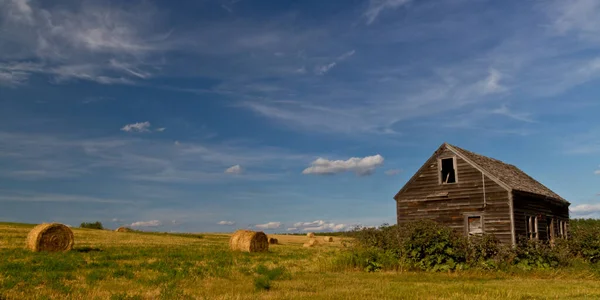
[440,158,456,184]
[468,216,482,236]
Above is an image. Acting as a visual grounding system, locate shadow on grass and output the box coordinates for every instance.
[74,247,103,253]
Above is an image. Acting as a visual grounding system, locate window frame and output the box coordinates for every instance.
[464,215,484,237]
[526,215,539,240]
[438,156,458,185]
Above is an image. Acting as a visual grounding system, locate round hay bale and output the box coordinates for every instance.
[268,237,278,245]
[323,236,333,242]
[303,239,319,248]
[307,232,315,238]
[115,226,133,232]
[230,229,269,252]
[26,223,74,252]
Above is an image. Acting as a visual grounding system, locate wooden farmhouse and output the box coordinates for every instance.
[394,143,570,245]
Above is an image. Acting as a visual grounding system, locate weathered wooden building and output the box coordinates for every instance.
[394,143,570,245]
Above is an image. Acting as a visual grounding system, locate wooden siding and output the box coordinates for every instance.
[396,148,513,244]
[512,191,570,242]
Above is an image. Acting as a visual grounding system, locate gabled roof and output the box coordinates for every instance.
[395,143,569,205]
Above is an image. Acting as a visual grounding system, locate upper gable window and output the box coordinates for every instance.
[440,157,457,184]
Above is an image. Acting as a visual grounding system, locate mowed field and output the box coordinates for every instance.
[1,223,600,299]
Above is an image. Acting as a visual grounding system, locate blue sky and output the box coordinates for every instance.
[1,0,599,233]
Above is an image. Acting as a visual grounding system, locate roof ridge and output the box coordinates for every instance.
[446,143,568,204]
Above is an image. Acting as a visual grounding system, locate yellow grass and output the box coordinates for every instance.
[0,223,599,299]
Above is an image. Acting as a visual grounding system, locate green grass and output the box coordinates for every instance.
[1,222,600,299]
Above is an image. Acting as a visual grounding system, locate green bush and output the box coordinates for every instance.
[399,220,468,271]
[80,221,104,230]
[348,223,401,255]
[346,219,599,272]
[568,219,600,263]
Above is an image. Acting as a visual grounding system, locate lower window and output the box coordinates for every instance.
[467,216,483,236]
[526,216,538,240]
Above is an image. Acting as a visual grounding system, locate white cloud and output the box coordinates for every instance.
[302,154,384,176]
[121,122,151,133]
[130,220,162,227]
[364,0,411,25]
[255,222,282,229]
[292,220,352,232]
[287,227,298,231]
[594,166,600,175]
[155,128,166,132]
[571,203,600,215]
[385,169,401,176]
[224,164,243,174]
[217,220,235,225]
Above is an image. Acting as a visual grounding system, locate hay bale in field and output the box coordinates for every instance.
[268,237,278,245]
[26,223,74,252]
[303,238,319,248]
[230,229,269,252]
[323,236,333,242]
[306,232,315,238]
[115,226,133,232]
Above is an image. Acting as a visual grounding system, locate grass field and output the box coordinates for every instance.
[1,223,600,299]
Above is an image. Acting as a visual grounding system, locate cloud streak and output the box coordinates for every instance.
[121,122,152,133]
[255,222,282,229]
[130,220,162,227]
[217,220,235,225]
[302,155,384,176]
[364,0,411,25]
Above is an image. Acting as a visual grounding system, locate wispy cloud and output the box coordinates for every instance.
[255,222,282,229]
[594,166,600,175]
[0,131,309,184]
[0,1,169,85]
[302,154,384,176]
[490,104,535,123]
[364,0,411,25]
[121,122,152,133]
[315,50,356,75]
[217,220,235,225]
[130,220,162,227]
[0,191,135,204]
[224,164,243,174]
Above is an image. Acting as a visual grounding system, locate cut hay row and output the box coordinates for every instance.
[26,223,74,252]
[229,229,269,252]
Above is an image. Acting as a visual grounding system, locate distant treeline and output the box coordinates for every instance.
[80,221,104,230]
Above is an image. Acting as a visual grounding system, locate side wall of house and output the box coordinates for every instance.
[512,192,570,241]
[395,147,513,244]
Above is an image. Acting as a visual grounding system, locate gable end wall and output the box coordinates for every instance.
[396,148,512,244]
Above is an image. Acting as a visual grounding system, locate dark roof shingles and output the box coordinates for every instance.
[448,144,568,203]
